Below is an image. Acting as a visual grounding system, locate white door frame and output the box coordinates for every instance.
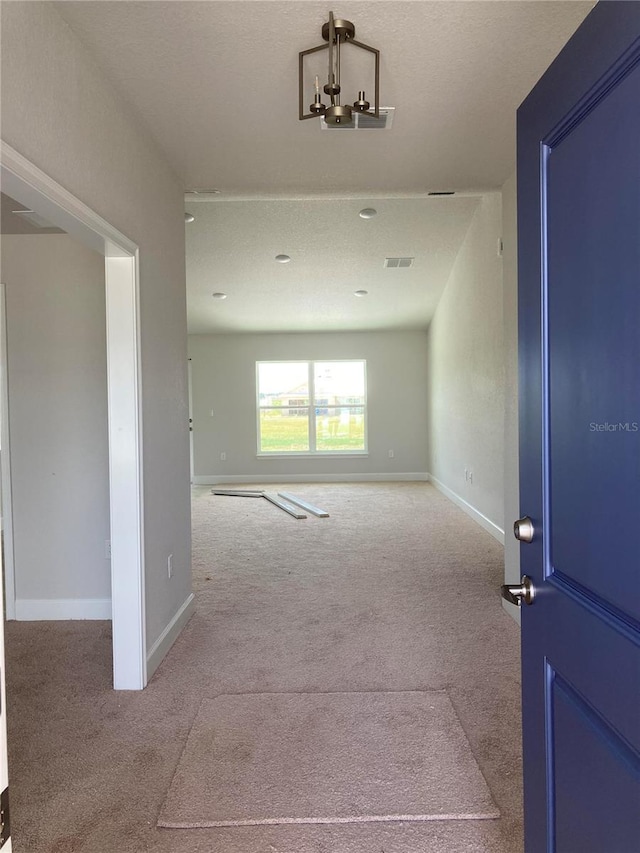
[0,283,16,622]
[0,141,147,690]
[0,532,10,851]
[188,359,194,483]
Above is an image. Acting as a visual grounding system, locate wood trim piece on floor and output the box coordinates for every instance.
[427,474,505,545]
[15,598,112,620]
[194,473,429,485]
[146,593,195,681]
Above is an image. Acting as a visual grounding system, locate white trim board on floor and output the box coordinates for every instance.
[427,474,505,545]
[194,473,429,485]
[146,594,195,681]
[15,598,112,621]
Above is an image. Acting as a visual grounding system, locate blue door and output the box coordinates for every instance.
[516,4,640,851]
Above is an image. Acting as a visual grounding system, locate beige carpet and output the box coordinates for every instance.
[158,690,499,828]
[6,482,523,852]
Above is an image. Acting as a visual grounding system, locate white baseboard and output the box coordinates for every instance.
[427,474,505,544]
[15,598,111,621]
[146,593,195,681]
[193,472,429,485]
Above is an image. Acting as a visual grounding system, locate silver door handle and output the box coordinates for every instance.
[513,516,535,543]
[501,575,535,606]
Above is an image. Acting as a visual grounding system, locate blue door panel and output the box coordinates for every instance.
[547,60,640,620]
[517,4,640,850]
[553,676,640,853]
[543,592,640,748]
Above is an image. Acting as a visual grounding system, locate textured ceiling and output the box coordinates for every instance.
[186,195,480,332]
[55,1,592,195]
[54,1,593,332]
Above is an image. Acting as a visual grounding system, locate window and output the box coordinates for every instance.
[257,360,367,454]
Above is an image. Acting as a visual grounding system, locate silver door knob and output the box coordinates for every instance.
[501,575,536,606]
[514,516,535,543]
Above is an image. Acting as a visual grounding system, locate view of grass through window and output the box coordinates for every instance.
[257,360,366,453]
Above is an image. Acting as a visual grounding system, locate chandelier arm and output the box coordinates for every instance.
[298,42,329,120]
[349,39,380,117]
[328,12,335,104]
[335,33,340,105]
[298,48,305,120]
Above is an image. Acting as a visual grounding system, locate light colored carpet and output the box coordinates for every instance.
[6,482,523,852]
[158,690,499,828]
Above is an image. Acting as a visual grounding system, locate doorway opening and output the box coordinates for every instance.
[0,142,146,690]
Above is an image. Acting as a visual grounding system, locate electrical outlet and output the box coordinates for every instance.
[167,554,173,578]
[388,449,394,458]
[220,451,227,461]
[104,540,111,559]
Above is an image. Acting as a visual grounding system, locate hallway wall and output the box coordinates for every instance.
[426,192,505,541]
[1,235,110,618]
[1,2,192,663]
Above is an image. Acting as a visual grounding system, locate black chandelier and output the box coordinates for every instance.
[298,11,380,126]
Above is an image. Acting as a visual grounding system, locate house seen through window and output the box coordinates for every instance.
[257,360,367,454]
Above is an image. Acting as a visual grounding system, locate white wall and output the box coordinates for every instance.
[189,331,428,482]
[426,193,505,541]
[1,235,111,618]
[1,3,192,658]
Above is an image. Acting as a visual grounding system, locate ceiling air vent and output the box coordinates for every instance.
[12,208,55,228]
[321,107,395,130]
[384,257,414,269]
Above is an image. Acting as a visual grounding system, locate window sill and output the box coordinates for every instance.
[257,452,369,459]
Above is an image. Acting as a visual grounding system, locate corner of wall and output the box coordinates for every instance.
[425,193,506,543]
[146,593,195,681]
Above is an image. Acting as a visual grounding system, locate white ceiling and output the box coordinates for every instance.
[55,1,593,332]
[186,195,480,332]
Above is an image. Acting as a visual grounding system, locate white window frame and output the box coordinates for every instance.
[256,359,368,457]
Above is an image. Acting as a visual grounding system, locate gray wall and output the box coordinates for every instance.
[188,331,429,481]
[426,193,505,540]
[1,235,110,615]
[1,2,191,651]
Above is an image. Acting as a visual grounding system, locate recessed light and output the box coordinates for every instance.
[212,292,227,300]
[188,189,221,194]
[354,289,368,297]
[185,213,195,223]
[275,254,291,263]
[359,208,377,219]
